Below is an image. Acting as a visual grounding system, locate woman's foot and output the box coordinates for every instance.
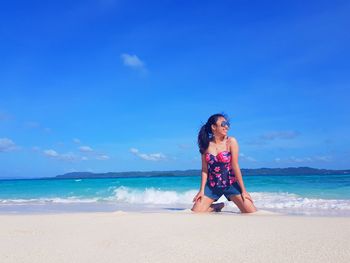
[211,202,225,212]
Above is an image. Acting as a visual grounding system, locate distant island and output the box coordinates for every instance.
[53,167,350,179]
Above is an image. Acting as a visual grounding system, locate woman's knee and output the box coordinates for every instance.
[241,201,257,213]
[191,200,211,213]
[230,195,257,213]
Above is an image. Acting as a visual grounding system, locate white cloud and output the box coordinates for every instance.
[96,154,110,160]
[130,148,167,161]
[59,153,80,162]
[239,153,257,162]
[44,149,59,157]
[42,142,110,162]
[121,53,145,69]
[78,145,109,160]
[0,138,17,152]
[73,138,81,144]
[130,148,139,154]
[314,156,332,161]
[43,149,82,162]
[79,146,94,152]
[292,156,312,162]
[140,153,166,161]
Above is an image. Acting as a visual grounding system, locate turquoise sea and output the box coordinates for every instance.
[1,174,350,216]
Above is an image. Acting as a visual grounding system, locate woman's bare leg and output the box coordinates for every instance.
[191,195,215,213]
[229,195,257,213]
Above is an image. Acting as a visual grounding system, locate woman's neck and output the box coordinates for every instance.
[212,135,227,144]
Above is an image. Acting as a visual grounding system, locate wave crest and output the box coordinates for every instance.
[111,186,197,204]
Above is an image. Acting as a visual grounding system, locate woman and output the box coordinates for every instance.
[191,113,257,213]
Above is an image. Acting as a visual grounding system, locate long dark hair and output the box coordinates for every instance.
[197,113,229,154]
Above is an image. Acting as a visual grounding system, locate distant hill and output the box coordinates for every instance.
[53,167,350,179]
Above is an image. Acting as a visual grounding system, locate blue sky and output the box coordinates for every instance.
[0,0,349,178]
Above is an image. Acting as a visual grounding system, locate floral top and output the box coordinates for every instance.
[205,151,237,188]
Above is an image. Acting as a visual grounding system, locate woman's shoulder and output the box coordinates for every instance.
[227,136,237,143]
[227,136,238,147]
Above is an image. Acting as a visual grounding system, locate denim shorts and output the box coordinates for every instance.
[204,182,242,201]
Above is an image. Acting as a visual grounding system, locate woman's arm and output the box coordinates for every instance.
[199,154,208,192]
[229,137,247,192]
[192,154,209,202]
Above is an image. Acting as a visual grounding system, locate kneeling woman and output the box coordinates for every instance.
[191,113,257,213]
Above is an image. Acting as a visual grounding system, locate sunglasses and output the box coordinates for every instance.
[220,121,230,128]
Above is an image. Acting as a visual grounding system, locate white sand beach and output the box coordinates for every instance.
[1,210,349,263]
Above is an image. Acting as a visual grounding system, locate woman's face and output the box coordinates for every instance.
[212,117,230,137]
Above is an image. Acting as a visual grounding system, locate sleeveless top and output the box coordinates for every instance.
[205,137,237,188]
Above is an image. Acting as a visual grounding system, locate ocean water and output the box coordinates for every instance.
[1,174,350,216]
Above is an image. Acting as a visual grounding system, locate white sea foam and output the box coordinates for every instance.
[251,192,350,211]
[110,186,197,204]
[1,188,350,215]
[0,197,100,204]
[108,187,350,211]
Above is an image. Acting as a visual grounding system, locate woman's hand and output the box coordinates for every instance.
[193,191,204,203]
[241,190,254,203]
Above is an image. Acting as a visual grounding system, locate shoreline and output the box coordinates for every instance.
[1,211,349,263]
[1,205,350,218]
[1,201,350,217]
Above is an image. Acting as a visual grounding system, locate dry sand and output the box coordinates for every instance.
[0,210,349,263]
